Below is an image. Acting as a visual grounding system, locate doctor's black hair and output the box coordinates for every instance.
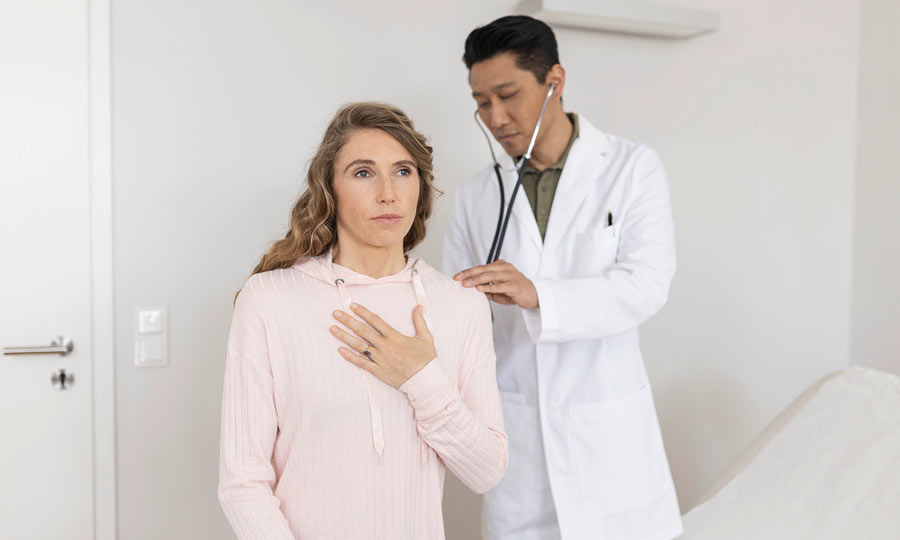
[463,15,559,84]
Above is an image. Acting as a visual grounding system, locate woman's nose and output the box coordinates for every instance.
[377,177,396,203]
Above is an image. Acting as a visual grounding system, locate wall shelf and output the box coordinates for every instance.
[518,0,720,39]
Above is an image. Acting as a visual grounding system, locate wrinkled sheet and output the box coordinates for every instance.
[683,367,900,539]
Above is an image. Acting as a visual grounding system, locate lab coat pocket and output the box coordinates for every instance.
[571,226,618,277]
[484,392,545,536]
[568,385,669,514]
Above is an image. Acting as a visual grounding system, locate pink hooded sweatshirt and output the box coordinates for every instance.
[218,249,508,540]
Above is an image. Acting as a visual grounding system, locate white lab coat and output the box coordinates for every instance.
[443,116,683,540]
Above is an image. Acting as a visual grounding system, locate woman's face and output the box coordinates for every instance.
[332,129,421,252]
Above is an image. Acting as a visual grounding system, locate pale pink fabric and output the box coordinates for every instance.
[218,250,508,540]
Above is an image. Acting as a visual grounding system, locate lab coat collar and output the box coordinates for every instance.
[494,115,611,260]
[496,114,611,171]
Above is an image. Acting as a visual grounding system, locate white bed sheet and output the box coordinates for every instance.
[682,366,900,539]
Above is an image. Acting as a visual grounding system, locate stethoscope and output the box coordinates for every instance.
[474,83,556,265]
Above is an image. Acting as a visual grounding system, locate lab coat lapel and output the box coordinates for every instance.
[497,154,542,258]
[542,121,611,260]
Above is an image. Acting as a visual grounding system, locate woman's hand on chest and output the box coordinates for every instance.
[330,303,436,389]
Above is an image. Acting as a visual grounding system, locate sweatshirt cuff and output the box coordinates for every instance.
[399,359,458,417]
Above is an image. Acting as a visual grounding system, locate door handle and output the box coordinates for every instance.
[3,336,74,357]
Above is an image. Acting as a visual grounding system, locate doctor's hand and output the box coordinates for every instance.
[454,260,539,309]
[331,303,437,389]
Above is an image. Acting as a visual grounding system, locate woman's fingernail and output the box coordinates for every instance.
[330,326,338,333]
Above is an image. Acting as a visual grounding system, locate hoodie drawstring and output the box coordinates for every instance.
[411,269,431,327]
[336,278,385,458]
[335,270,434,465]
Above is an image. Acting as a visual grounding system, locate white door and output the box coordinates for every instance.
[0,2,96,538]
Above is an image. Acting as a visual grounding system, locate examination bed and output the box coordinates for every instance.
[681,366,900,539]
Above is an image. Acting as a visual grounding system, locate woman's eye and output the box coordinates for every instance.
[477,101,489,109]
[499,92,517,100]
[354,169,371,178]
[398,168,411,176]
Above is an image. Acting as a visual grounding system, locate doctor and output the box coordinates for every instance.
[443,15,683,540]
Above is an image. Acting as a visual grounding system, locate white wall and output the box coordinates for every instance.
[112,1,859,538]
[851,0,900,375]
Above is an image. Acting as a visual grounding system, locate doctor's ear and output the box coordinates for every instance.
[545,64,566,97]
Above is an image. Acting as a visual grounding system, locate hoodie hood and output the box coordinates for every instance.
[293,246,437,287]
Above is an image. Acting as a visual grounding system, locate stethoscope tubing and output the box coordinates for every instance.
[476,84,556,265]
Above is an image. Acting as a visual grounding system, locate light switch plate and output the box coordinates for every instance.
[138,309,164,334]
[134,306,168,367]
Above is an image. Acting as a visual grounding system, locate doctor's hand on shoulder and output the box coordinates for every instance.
[454,260,538,309]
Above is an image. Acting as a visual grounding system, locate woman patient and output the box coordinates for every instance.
[218,102,507,540]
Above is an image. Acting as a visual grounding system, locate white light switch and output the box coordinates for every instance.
[138,309,163,335]
[137,338,164,363]
[134,306,168,367]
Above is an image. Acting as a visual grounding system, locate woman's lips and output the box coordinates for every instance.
[372,215,401,225]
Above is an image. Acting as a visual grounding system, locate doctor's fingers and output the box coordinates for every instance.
[475,281,521,294]
[455,260,512,280]
[462,270,513,287]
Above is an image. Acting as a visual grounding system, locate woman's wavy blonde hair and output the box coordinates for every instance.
[247,102,439,283]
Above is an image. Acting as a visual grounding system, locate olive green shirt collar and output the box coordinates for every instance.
[526,112,579,173]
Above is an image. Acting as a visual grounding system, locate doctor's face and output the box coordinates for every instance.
[332,128,421,252]
[469,52,555,157]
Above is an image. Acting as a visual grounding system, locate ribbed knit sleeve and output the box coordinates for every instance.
[399,292,508,493]
[218,280,295,540]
